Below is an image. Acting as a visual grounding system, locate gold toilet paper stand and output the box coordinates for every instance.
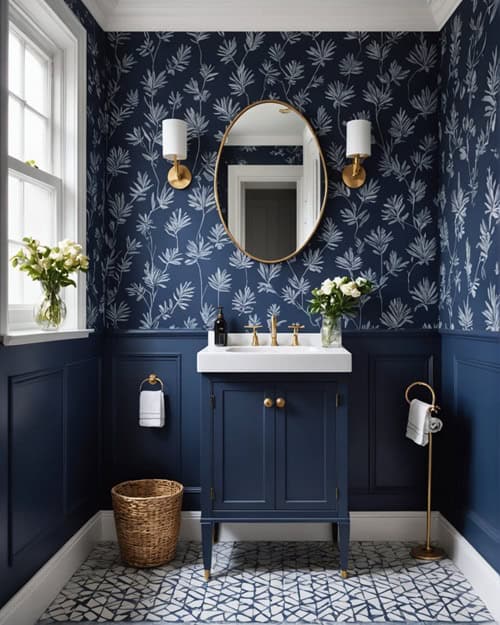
[405,381,445,561]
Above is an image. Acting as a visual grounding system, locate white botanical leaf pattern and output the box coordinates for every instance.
[65,0,498,333]
[100,30,442,330]
[439,0,500,332]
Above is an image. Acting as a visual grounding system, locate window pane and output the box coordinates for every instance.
[8,240,42,306]
[8,174,23,241]
[23,180,56,244]
[25,46,48,115]
[24,109,48,170]
[8,240,25,305]
[8,95,23,159]
[8,31,23,98]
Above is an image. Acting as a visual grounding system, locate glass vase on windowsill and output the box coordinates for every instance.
[10,237,88,331]
[34,285,67,330]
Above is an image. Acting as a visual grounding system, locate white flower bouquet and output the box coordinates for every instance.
[309,276,373,346]
[11,237,89,329]
[309,276,372,319]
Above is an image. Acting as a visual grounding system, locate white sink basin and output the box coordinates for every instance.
[197,333,352,373]
[225,345,318,353]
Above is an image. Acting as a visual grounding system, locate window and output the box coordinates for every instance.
[1,0,87,340]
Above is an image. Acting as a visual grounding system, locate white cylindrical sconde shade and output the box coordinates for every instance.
[346,119,371,158]
[162,118,187,161]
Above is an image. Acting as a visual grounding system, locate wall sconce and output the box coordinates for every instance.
[162,118,192,190]
[342,119,371,189]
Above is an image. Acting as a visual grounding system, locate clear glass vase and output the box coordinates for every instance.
[321,315,342,348]
[34,286,67,330]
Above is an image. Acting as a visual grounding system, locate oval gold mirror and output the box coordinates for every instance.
[214,100,328,264]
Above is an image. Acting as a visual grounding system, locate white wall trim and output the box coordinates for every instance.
[101,509,439,542]
[427,0,462,30]
[439,515,500,623]
[77,0,461,32]
[80,0,118,31]
[2,510,498,624]
[0,513,101,625]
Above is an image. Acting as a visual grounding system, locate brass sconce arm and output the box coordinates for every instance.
[168,156,192,190]
[342,154,366,189]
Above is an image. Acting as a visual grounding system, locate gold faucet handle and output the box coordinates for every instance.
[288,323,304,346]
[244,324,262,346]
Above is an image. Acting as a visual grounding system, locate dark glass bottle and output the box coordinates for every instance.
[214,306,227,346]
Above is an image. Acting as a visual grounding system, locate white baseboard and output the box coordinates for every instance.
[0,512,101,625]
[3,510,499,625]
[101,509,437,543]
[439,515,500,623]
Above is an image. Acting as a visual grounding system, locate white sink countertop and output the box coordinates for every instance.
[197,332,352,373]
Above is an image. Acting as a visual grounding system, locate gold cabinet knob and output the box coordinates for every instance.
[263,397,274,408]
[276,397,286,409]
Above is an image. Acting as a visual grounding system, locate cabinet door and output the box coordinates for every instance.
[275,383,337,510]
[213,383,275,509]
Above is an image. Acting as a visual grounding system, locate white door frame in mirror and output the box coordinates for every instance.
[214,99,328,265]
[228,165,303,250]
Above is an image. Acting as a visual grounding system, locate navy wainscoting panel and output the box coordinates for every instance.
[105,330,440,512]
[344,331,439,510]
[440,331,500,573]
[0,336,102,607]
[103,331,207,510]
[65,359,101,516]
[9,369,64,564]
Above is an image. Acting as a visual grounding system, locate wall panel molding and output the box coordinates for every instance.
[0,336,103,608]
[8,368,64,565]
[109,352,183,489]
[105,331,441,511]
[441,332,500,573]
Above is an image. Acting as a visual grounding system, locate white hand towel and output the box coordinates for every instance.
[406,398,432,446]
[139,390,165,428]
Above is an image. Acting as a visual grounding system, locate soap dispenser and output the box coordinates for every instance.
[214,306,227,346]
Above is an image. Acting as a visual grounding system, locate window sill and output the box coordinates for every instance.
[1,328,94,346]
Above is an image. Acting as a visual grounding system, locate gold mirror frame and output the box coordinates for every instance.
[213,99,329,264]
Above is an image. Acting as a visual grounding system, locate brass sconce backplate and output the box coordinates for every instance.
[168,163,192,190]
[342,162,366,189]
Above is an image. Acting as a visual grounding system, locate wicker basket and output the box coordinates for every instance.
[111,479,183,568]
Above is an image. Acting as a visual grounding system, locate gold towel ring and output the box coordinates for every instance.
[405,381,438,413]
[139,373,164,392]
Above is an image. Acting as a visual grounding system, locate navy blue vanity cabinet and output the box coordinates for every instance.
[200,374,350,579]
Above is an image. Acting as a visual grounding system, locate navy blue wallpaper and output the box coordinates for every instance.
[439,0,500,332]
[104,32,440,331]
[64,0,108,330]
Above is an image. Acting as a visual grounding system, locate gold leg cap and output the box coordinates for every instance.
[204,569,211,581]
[341,569,348,579]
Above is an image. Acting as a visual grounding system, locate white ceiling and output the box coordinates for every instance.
[80,0,462,32]
[227,103,306,146]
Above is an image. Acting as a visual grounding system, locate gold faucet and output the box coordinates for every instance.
[244,324,261,346]
[271,314,279,347]
[288,323,304,346]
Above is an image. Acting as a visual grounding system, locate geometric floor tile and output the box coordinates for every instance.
[38,541,494,624]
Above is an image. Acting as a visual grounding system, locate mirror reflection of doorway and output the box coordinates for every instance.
[244,187,296,261]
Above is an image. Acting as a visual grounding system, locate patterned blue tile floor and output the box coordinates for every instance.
[38,541,493,624]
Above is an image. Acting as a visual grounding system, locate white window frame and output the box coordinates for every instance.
[0,0,89,345]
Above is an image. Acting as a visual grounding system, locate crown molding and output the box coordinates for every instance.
[79,0,118,30]
[427,0,463,30]
[77,0,463,32]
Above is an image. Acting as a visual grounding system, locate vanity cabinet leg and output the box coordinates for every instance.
[338,521,350,578]
[201,522,213,580]
[213,522,220,544]
[331,522,338,544]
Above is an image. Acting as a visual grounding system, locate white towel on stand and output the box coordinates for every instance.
[139,390,165,427]
[406,398,443,446]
